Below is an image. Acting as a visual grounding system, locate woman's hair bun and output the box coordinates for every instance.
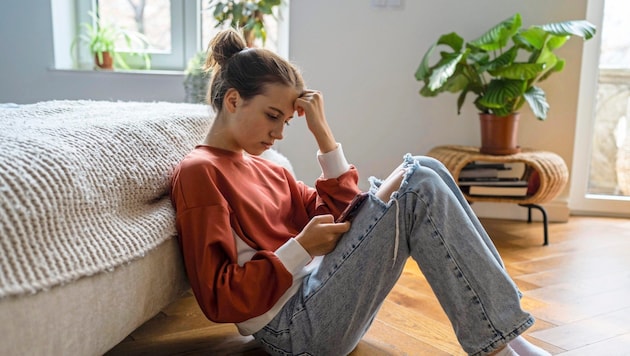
[204,28,247,71]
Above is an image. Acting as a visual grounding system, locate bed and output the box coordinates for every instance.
[0,100,211,355]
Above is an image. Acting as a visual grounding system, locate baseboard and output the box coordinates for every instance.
[470,199,570,223]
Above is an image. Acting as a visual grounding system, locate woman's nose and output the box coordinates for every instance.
[271,123,284,140]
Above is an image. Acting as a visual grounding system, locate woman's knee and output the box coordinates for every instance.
[411,155,449,173]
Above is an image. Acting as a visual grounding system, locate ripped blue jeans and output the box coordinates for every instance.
[253,155,534,356]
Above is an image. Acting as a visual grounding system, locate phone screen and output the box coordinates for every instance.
[336,192,368,223]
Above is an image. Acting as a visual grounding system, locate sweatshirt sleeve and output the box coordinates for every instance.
[303,143,362,218]
[317,143,351,179]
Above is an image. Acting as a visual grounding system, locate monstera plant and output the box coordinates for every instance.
[415,13,596,154]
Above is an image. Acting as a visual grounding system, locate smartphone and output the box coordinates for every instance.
[336,192,369,223]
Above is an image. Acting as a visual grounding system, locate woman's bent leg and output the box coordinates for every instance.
[254,155,532,355]
[398,156,533,354]
[412,156,503,266]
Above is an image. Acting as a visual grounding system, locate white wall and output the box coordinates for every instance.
[0,0,590,221]
[279,0,589,221]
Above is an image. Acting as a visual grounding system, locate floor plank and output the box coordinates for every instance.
[106,216,630,355]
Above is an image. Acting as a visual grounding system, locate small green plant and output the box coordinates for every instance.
[72,11,152,70]
[206,0,282,47]
[415,13,596,120]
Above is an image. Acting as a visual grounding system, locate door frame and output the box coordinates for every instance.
[570,0,630,217]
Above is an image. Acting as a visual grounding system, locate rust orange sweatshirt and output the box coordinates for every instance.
[170,145,360,334]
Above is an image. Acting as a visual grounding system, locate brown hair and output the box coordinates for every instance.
[204,28,305,112]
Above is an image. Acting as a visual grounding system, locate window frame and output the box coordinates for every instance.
[77,0,198,70]
[70,0,288,71]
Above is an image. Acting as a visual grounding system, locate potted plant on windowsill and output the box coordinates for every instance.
[184,51,211,103]
[72,12,152,70]
[206,0,282,47]
[415,13,596,155]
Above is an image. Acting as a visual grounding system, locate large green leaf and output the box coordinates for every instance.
[469,13,522,51]
[516,27,547,50]
[415,32,464,82]
[538,20,596,40]
[523,86,549,120]
[480,47,518,72]
[457,87,470,114]
[443,66,470,93]
[428,52,465,91]
[539,59,565,82]
[535,47,558,70]
[415,42,437,81]
[546,34,569,50]
[477,79,526,111]
[489,63,545,80]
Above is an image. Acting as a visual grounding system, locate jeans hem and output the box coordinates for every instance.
[471,315,535,356]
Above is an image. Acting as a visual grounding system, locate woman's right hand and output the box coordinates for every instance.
[295,215,350,256]
[294,90,337,154]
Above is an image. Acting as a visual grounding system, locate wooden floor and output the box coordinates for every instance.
[106,216,630,355]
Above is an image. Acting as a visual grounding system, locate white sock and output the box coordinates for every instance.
[494,345,518,356]
[509,336,551,356]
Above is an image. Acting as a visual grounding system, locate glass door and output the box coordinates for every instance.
[571,0,630,217]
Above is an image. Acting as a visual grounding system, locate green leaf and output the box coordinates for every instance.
[415,42,438,81]
[523,86,549,120]
[539,59,565,81]
[546,34,569,50]
[535,47,558,69]
[443,66,470,93]
[489,62,545,80]
[437,32,464,52]
[428,52,465,91]
[469,13,522,51]
[477,79,526,112]
[456,87,469,114]
[415,32,464,81]
[538,20,597,40]
[516,27,547,50]
[419,84,439,97]
[481,46,517,72]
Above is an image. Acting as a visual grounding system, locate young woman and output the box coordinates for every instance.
[170,28,549,356]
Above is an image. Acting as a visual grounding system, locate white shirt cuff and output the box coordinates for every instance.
[274,238,312,275]
[317,143,351,179]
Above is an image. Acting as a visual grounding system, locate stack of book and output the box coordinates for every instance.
[458,161,531,197]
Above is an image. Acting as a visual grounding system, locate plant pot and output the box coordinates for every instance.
[479,113,521,155]
[184,73,210,104]
[95,52,114,70]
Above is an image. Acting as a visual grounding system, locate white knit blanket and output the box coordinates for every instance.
[0,100,212,298]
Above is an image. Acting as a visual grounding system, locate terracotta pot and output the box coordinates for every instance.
[94,52,114,70]
[479,113,521,155]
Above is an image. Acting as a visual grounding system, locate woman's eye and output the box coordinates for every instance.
[284,121,291,127]
[267,113,279,120]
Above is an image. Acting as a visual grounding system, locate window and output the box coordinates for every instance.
[68,0,287,71]
[570,0,630,216]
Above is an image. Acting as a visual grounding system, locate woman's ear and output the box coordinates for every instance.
[224,88,240,114]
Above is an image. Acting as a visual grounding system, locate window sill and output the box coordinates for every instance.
[50,67,185,77]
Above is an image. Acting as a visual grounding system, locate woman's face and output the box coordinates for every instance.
[228,83,301,155]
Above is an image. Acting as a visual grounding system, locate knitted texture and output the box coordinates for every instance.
[0,100,211,298]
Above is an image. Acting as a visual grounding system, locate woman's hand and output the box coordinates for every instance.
[295,90,337,154]
[295,215,350,257]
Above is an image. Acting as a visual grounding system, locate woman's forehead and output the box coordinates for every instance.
[260,84,300,108]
